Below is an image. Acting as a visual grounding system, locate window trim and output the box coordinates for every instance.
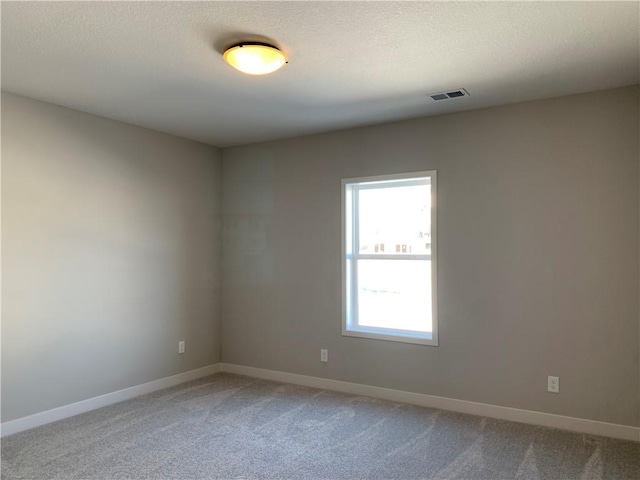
[341,171,438,346]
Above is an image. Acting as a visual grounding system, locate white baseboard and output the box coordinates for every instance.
[1,363,222,437]
[219,363,640,442]
[3,362,638,442]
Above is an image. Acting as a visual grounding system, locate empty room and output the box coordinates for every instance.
[1,1,639,479]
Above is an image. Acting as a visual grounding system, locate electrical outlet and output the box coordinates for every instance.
[548,376,559,393]
[178,341,185,354]
[320,349,328,363]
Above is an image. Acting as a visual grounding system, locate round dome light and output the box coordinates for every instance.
[223,42,288,75]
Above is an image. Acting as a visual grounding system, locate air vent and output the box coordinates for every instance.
[429,88,470,101]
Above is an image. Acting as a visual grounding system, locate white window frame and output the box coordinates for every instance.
[341,171,438,346]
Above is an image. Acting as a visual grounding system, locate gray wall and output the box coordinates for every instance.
[3,86,638,428]
[222,86,640,427]
[1,93,222,422]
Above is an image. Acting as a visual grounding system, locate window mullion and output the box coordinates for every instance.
[356,254,431,261]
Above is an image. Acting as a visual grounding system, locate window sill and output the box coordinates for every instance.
[342,328,438,346]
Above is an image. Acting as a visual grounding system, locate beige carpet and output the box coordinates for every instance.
[2,373,639,479]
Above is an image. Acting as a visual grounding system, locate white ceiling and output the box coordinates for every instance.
[2,1,638,147]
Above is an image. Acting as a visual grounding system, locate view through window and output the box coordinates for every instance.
[343,171,437,345]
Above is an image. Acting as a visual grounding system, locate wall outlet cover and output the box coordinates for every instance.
[320,349,328,363]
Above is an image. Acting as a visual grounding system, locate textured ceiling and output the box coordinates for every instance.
[2,1,639,147]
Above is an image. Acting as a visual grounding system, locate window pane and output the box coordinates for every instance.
[358,184,431,255]
[357,259,432,333]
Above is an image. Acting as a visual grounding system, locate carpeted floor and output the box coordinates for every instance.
[2,373,639,480]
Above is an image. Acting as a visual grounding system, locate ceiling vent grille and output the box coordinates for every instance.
[428,88,470,101]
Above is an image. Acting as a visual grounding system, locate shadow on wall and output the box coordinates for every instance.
[223,149,275,288]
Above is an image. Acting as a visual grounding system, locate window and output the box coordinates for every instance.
[342,171,438,346]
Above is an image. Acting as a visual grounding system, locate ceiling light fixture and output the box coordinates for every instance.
[223,42,288,75]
